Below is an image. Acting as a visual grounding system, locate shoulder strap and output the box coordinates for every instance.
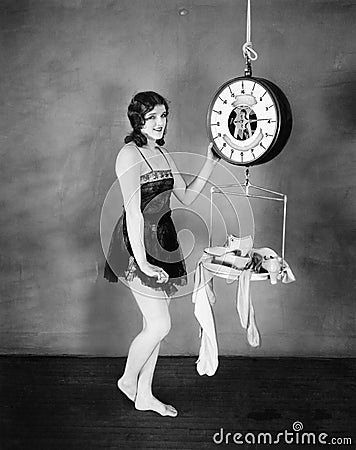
[156,146,170,168]
[134,145,153,171]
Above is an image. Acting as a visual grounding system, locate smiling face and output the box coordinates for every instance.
[141,104,167,142]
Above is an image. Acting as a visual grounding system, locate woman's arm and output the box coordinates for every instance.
[116,145,146,268]
[116,145,169,283]
[163,143,220,206]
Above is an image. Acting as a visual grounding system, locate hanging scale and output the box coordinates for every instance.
[207,0,293,166]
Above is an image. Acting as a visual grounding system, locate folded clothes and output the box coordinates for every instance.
[206,244,296,285]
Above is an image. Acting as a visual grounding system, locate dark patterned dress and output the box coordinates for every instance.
[104,146,187,296]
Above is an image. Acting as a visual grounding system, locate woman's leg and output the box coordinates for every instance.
[118,278,177,416]
[136,295,170,399]
[135,297,176,416]
[135,317,160,394]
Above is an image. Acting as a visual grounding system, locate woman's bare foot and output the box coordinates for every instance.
[117,377,137,402]
[135,395,178,417]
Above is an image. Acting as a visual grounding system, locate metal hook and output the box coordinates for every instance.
[244,56,252,77]
[245,167,250,195]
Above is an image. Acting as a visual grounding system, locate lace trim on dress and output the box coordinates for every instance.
[124,256,187,296]
[140,169,173,185]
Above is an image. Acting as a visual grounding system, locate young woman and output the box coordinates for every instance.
[104,91,220,417]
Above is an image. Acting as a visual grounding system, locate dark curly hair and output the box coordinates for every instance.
[124,91,169,147]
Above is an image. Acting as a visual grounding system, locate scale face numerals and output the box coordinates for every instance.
[207,77,292,166]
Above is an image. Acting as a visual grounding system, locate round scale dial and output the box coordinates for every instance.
[207,77,292,166]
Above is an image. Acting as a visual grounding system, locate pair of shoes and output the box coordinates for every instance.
[205,234,253,258]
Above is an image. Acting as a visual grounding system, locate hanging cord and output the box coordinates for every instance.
[242,0,258,76]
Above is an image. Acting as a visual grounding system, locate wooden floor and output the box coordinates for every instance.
[1,356,355,449]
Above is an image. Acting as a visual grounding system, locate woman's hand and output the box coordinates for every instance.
[139,261,169,284]
[206,142,221,165]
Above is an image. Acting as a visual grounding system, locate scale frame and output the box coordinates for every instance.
[207,179,288,279]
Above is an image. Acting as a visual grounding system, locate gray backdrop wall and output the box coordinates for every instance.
[0,0,355,356]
